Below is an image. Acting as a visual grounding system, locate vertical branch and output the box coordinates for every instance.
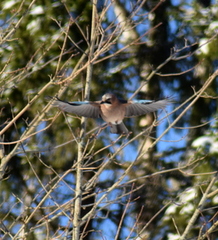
[72,0,97,239]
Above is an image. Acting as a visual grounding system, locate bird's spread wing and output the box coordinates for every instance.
[52,98,101,118]
[125,98,170,117]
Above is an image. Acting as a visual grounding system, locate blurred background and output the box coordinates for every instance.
[0,0,218,239]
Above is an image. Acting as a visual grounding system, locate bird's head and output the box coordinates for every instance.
[101,93,117,104]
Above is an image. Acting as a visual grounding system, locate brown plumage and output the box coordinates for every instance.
[51,93,171,134]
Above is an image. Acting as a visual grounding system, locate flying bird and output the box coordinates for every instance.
[51,93,170,134]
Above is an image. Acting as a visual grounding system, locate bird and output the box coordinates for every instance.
[51,93,170,134]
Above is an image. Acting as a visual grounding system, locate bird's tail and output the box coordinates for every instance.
[110,122,129,134]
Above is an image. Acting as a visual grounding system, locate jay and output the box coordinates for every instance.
[52,93,170,134]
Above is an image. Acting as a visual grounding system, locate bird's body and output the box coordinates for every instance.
[52,93,170,134]
[100,93,125,123]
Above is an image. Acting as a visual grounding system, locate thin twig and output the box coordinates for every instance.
[179,174,218,240]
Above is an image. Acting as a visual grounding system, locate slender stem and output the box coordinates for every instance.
[72,1,97,239]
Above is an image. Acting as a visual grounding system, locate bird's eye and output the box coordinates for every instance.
[105,98,112,104]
